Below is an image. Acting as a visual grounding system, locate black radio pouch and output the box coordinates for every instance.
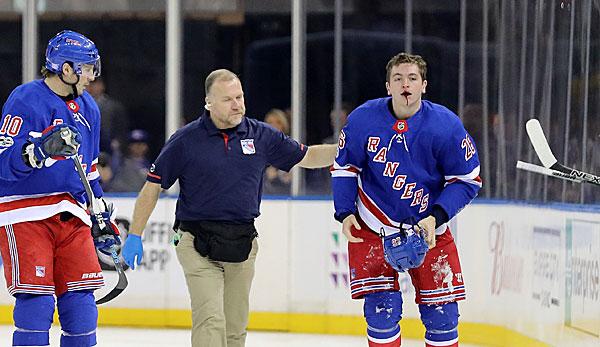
[179,220,258,263]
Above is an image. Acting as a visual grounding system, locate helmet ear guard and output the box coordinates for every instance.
[381,219,429,272]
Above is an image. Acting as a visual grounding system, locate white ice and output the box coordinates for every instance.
[0,325,484,346]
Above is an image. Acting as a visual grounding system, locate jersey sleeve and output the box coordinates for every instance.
[331,113,367,222]
[434,120,482,219]
[146,132,186,190]
[0,94,41,181]
[264,125,307,172]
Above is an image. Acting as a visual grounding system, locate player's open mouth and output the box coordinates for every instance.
[401,91,411,97]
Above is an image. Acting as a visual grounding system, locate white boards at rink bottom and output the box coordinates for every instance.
[1,197,599,347]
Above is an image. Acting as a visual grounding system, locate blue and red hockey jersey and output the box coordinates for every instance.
[0,79,103,226]
[331,98,482,235]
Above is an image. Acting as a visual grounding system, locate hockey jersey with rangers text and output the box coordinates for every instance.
[331,98,482,236]
[0,79,103,227]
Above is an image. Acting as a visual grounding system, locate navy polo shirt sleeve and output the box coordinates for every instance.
[264,125,308,172]
[147,131,187,189]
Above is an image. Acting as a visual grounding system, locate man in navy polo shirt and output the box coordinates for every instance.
[122,69,337,347]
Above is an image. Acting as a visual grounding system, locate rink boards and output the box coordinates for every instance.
[0,197,599,347]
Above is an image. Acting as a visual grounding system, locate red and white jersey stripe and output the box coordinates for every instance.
[330,162,362,178]
[0,193,91,227]
[444,166,482,188]
[357,178,448,237]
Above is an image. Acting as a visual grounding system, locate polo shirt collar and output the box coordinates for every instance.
[201,110,248,135]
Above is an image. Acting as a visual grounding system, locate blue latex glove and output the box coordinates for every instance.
[122,234,143,270]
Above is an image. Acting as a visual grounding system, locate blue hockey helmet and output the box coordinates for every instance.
[382,222,429,272]
[45,30,101,78]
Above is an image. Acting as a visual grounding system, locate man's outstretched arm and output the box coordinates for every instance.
[296,144,337,169]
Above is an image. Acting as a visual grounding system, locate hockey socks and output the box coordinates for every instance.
[57,290,98,347]
[420,302,459,347]
[364,292,403,347]
[367,325,401,347]
[13,294,54,346]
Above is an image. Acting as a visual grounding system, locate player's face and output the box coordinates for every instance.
[206,78,246,129]
[62,63,96,95]
[386,63,427,107]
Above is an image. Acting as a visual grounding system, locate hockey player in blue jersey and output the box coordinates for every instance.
[0,30,119,347]
[331,53,482,347]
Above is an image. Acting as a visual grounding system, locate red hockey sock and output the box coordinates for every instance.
[368,332,401,347]
[425,339,458,347]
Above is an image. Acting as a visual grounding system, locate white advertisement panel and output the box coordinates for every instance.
[0,198,598,346]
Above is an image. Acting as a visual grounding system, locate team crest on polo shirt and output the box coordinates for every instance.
[241,139,256,155]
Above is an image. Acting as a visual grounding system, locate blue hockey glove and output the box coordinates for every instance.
[122,234,143,270]
[381,220,429,272]
[23,124,81,168]
[91,200,121,255]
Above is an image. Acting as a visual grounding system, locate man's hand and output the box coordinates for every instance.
[342,214,364,243]
[417,215,436,248]
[122,234,144,270]
[23,124,81,168]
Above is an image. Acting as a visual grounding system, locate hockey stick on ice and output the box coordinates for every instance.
[71,153,128,304]
[518,119,600,186]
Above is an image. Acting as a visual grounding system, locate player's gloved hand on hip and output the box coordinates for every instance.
[122,234,143,270]
[22,124,81,168]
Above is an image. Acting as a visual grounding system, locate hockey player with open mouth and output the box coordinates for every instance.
[331,52,482,347]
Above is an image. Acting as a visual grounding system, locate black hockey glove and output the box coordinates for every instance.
[91,199,121,255]
[22,124,81,168]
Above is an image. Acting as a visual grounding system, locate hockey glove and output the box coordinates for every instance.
[91,199,121,255]
[23,124,81,168]
[381,220,429,272]
[122,234,143,270]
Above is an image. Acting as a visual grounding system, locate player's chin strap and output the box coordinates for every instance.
[58,73,80,99]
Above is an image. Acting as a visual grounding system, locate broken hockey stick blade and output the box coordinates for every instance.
[72,155,129,304]
[524,119,600,186]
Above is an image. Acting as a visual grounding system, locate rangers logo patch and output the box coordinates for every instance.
[240,139,256,155]
[35,266,46,278]
[0,136,14,148]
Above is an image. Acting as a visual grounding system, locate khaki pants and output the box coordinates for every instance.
[176,231,258,347]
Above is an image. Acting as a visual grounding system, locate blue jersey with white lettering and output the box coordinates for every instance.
[331,98,481,235]
[0,79,102,226]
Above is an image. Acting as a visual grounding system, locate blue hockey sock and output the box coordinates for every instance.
[364,292,403,346]
[419,302,459,345]
[13,294,55,346]
[57,290,98,347]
